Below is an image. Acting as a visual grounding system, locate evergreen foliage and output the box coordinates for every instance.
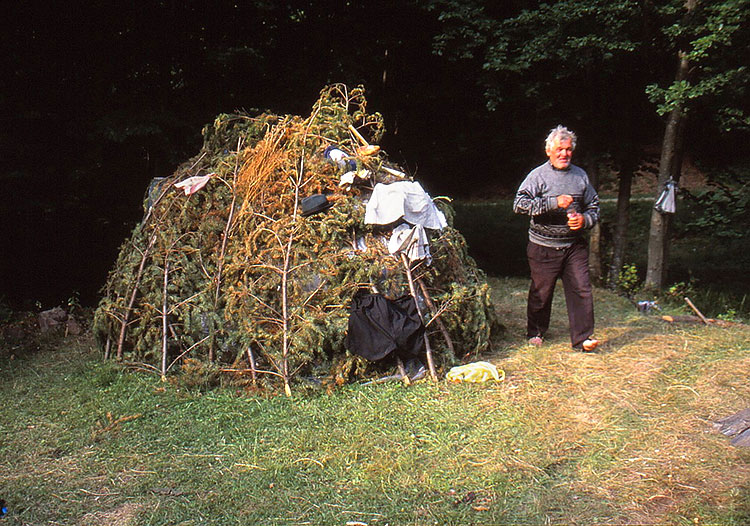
[93,84,498,393]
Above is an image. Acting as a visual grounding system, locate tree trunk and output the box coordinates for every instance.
[608,163,634,288]
[584,153,603,285]
[589,224,602,285]
[644,0,694,289]
[644,49,689,289]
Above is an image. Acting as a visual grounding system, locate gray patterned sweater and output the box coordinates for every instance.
[513,161,600,248]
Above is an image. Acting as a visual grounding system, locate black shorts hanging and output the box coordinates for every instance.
[345,292,425,362]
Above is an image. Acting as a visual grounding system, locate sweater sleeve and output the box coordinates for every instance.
[513,171,558,217]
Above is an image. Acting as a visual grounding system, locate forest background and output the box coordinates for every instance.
[1,0,749,310]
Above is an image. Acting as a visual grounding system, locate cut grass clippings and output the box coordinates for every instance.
[1,277,750,525]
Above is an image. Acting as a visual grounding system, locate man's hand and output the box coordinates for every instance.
[567,212,584,231]
[557,194,573,209]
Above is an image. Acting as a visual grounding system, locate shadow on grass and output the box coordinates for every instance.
[597,323,666,354]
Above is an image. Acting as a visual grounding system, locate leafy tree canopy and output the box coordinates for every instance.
[645,0,750,133]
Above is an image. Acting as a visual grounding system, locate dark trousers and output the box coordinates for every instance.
[526,240,594,348]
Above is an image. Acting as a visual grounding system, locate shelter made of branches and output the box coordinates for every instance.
[93,84,498,392]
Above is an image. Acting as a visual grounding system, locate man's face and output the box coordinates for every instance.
[546,138,573,170]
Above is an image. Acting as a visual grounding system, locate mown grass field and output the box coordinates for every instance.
[2,277,750,525]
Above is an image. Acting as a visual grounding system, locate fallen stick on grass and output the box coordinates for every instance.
[661,315,737,327]
[684,297,709,325]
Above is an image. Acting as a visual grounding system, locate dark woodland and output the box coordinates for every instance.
[2,0,748,308]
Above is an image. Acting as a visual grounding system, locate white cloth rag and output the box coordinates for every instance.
[174,174,214,196]
[364,181,447,230]
[388,223,431,264]
[339,169,370,188]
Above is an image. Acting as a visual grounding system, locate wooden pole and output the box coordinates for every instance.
[396,357,411,387]
[400,253,438,381]
[117,232,157,361]
[684,297,709,325]
[348,124,370,147]
[417,278,455,356]
[161,257,170,381]
[246,348,258,386]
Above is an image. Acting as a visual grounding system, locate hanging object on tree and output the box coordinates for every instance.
[654,178,677,214]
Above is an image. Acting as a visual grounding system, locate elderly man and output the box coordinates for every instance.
[513,125,600,352]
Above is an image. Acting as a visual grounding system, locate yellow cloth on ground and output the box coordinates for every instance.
[446,361,504,383]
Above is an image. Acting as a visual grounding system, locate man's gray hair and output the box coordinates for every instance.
[545,125,577,151]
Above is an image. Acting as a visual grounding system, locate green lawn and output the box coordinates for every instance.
[2,278,750,525]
